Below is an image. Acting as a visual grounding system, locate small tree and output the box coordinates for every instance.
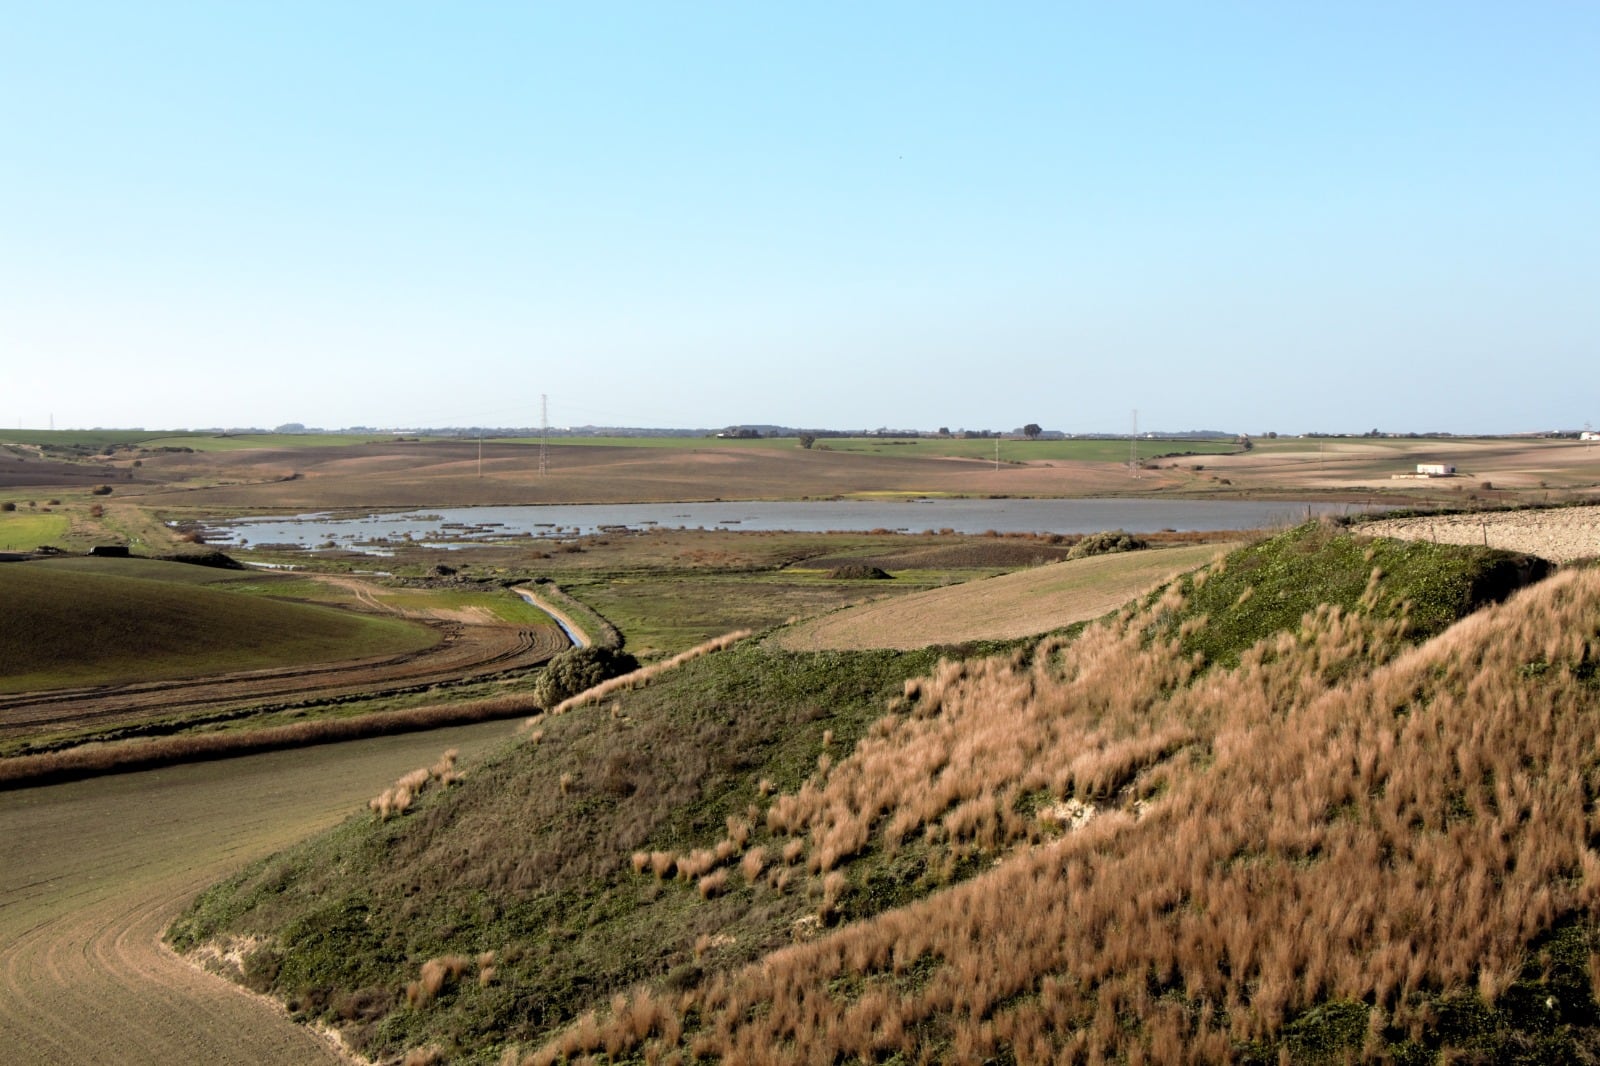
[1022,423,1042,440]
[798,433,816,449]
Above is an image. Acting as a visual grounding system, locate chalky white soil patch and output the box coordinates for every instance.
[1360,506,1600,563]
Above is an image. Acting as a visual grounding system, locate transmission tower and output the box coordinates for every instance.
[539,395,549,476]
[1129,409,1139,477]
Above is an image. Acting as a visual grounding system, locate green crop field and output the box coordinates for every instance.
[0,513,70,551]
[0,430,187,449]
[0,562,438,693]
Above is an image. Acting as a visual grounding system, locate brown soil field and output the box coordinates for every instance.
[0,719,518,1066]
[1359,504,1600,563]
[1192,437,1600,498]
[124,439,1201,510]
[773,543,1230,651]
[0,451,141,489]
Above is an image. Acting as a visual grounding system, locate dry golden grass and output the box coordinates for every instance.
[532,565,1600,1064]
[369,748,460,820]
[773,543,1228,651]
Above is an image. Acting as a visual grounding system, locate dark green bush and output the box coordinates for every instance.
[827,564,892,580]
[1066,530,1147,559]
[533,646,639,707]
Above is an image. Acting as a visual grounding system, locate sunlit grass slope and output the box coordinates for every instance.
[170,525,1569,1065]
[0,561,438,692]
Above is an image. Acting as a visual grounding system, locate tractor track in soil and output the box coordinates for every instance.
[0,621,569,746]
[0,721,518,1065]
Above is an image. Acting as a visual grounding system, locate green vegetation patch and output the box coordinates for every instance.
[1149,521,1551,669]
[0,561,438,692]
[168,640,1006,1063]
[0,429,183,449]
[0,513,70,551]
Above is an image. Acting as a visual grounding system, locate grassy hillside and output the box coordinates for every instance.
[0,560,438,692]
[168,525,1575,1064]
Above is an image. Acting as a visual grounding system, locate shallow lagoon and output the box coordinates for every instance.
[204,498,1363,553]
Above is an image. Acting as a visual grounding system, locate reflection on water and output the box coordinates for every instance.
[204,498,1363,554]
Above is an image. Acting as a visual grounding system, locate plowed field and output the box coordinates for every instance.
[0,618,566,749]
[773,543,1228,651]
[0,719,517,1065]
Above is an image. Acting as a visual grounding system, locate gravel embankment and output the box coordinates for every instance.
[1360,506,1600,563]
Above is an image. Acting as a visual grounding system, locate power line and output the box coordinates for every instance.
[539,395,549,477]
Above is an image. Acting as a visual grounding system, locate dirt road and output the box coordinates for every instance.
[0,719,517,1065]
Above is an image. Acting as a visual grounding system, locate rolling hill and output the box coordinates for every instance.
[167,525,1589,1064]
[0,558,437,693]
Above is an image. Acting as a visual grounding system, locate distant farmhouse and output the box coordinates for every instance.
[1395,463,1457,480]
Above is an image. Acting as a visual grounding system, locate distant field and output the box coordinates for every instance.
[774,542,1230,651]
[1196,436,1600,496]
[0,559,438,692]
[499,435,1240,463]
[491,434,795,450]
[136,433,420,452]
[0,430,186,448]
[813,437,1238,462]
[0,513,70,551]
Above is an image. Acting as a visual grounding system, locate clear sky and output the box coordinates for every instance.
[3,3,1596,435]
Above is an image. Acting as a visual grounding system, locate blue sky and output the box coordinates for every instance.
[3,3,1595,434]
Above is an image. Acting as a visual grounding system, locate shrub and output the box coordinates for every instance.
[533,646,640,708]
[0,501,13,512]
[1066,530,1147,559]
[827,564,892,580]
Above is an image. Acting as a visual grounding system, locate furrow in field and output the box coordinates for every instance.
[0,720,517,1065]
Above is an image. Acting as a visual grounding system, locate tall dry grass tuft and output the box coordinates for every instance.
[547,566,1600,1063]
[370,748,467,820]
[405,954,473,1009]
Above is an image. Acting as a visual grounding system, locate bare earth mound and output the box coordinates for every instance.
[1360,505,1600,562]
[774,543,1228,651]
